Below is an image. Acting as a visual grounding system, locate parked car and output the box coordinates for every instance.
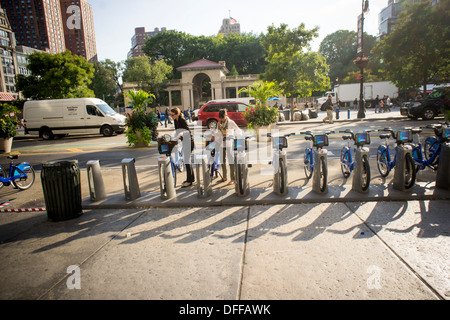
[197,101,249,129]
[401,86,450,120]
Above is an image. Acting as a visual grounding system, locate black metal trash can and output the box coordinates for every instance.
[41,160,82,221]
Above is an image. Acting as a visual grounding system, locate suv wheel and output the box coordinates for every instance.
[207,119,218,130]
[422,107,435,120]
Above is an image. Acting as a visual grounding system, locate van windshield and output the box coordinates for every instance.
[96,103,116,115]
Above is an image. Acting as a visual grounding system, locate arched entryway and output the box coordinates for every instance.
[192,73,211,108]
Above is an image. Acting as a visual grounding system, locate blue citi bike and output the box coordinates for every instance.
[339,129,371,191]
[302,131,333,193]
[410,123,450,171]
[0,155,35,190]
[376,128,416,189]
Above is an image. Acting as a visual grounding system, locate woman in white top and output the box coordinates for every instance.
[210,109,242,185]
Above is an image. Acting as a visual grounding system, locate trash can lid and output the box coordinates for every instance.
[42,160,79,167]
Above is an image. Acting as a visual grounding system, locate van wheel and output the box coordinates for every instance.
[40,128,54,140]
[207,119,218,130]
[101,125,114,137]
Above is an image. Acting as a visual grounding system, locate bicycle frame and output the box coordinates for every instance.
[411,132,441,171]
[378,143,397,173]
[0,163,31,184]
[341,146,354,172]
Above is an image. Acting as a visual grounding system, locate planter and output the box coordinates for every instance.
[254,124,274,143]
[134,130,149,147]
[354,59,369,69]
[0,137,13,153]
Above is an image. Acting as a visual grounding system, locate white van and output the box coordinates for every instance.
[23,98,126,140]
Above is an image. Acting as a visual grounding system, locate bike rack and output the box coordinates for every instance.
[273,152,288,196]
[195,154,212,198]
[158,156,176,200]
[393,145,413,191]
[352,147,370,193]
[436,143,450,189]
[312,149,328,194]
[122,158,141,200]
[86,160,106,201]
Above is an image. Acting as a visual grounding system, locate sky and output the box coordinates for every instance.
[90,0,387,63]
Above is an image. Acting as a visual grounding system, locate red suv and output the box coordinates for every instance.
[198,101,249,129]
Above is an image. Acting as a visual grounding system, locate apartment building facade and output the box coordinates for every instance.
[128,27,167,59]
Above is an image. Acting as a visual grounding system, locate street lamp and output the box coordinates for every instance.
[357,0,369,119]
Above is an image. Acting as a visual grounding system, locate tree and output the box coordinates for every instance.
[238,80,282,107]
[373,0,450,92]
[122,56,173,104]
[319,30,381,86]
[262,24,330,103]
[16,51,94,99]
[90,59,123,106]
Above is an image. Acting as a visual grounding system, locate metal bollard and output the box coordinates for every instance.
[86,160,106,201]
[348,109,351,119]
[158,156,176,200]
[393,145,413,191]
[436,143,450,189]
[195,154,212,198]
[122,158,140,200]
[352,147,370,193]
[273,152,288,196]
[312,149,328,194]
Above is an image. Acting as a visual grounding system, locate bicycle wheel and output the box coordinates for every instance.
[377,146,390,177]
[424,137,440,168]
[177,149,185,173]
[319,156,327,192]
[278,157,286,194]
[236,163,245,195]
[13,164,35,190]
[0,168,6,189]
[304,149,313,179]
[404,153,416,189]
[361,154,371,191]
[340,148,351,178]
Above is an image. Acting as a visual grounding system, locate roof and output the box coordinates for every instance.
[0,92,15,101]
[176,58,228,72]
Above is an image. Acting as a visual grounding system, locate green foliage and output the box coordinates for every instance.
[0,104,19,138]
[242,104,279,129]
[16,51,94,99]
[90,59,123,106]
[238,80,282,107]
[125,126,152,147]
[372,0,450,91]
[125,90,158,146]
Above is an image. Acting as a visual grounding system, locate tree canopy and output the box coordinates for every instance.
[16,51,94,100]
[372,0,450,91]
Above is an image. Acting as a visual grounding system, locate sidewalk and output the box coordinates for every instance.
[2,108,449,301]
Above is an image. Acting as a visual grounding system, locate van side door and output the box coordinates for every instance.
[85,104,103,134]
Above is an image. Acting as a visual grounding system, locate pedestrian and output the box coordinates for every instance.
[156,108,163,126]
[187,106,192,122]
[374,95,380,113]
[385,96,391,112]
[353,98,358,111]
[210,109,242,185]
[380,99,385,113]
[170,107,195,188]
[322,95,334,124]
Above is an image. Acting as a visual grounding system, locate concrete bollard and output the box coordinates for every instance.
[312,149,328,194]
[393,145,414,191]
[352,148,370,193]
[195,154,212,198]
[273,152,288,196]
[158,156,176,200]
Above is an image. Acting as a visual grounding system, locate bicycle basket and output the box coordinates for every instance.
[396,130,412,144]
[355,133,370,146]
[157,137,178,155]
[313,135,328,148]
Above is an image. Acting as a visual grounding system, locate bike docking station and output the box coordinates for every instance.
[157,143,176,200]
[393,130,415,192]
[233,136,251,197]
[312,147,328,194]
[268,132,294,196]
[195,154,212,198]
[436,128,450,189]
[340,130,371,194]
[121,158,141,200]
[86,160,106,201]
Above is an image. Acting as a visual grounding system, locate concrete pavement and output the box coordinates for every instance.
[1,108,450,301]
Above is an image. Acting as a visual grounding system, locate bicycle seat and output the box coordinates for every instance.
[342,135,352,140]
[379,133,391,139]
[411,128,422,134]
[7,155,18,160]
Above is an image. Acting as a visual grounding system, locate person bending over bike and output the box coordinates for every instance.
[171,107,195,188]
[210,109,242,185]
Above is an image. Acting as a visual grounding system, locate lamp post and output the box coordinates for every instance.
[357,0,369,119]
